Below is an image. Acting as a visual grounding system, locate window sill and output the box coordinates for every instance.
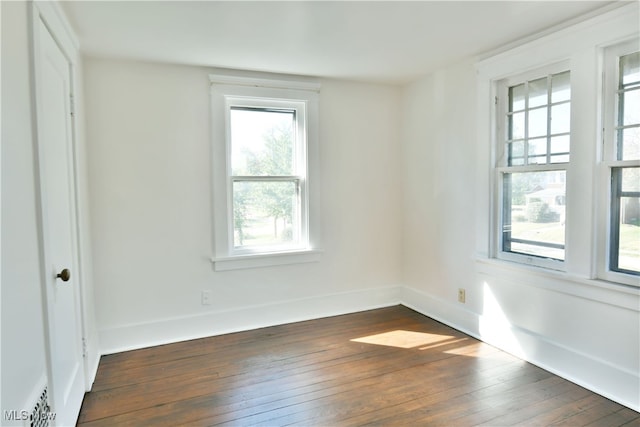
[475,257,639,311]
[212,249,323,271]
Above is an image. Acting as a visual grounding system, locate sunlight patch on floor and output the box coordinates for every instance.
[350,330,455,349]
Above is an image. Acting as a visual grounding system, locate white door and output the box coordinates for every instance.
[34,11,86,426]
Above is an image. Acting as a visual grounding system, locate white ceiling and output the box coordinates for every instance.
[61,1,620,84]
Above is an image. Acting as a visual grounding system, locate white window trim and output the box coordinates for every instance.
[210,73,322,271]
[597,40,640,287]
[475,2,639,289]
[495,61,571,271]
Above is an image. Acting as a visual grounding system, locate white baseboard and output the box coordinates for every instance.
[400,286,640,412]
[85,351,100,391]
[96,284,638,412]
[98,285,401,355]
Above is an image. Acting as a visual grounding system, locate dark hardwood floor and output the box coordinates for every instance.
[77,306,639,426]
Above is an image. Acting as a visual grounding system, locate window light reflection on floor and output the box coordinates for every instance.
[350,330,466,350]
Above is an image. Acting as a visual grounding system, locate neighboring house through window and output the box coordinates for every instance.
[497,63,571,269]
[478,4,639,289]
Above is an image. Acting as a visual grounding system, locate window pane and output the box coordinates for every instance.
[621,89,640,126]
[528,138,547,164]
[611,167,640,275]
[508,140,525,166]
[550,135,570,155]
[506,71,570,168]
[503,171,566,261]
[528,107,548,138]
[550,154,570,163]
[551,71,571,103]
[618,127,640,160]
[529,77,548,108]
[233,181,299,248]
[230,108,295,176]
[621,167,640,192]
[616,196,640,273]
[509,112,525,140]
[551,103,571,134]
[620,51,640,87]
[510,84,525,111]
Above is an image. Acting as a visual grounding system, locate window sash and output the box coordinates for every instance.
[501,170,567,263]
[609,167,640,276]
[496,65,571,268]
[598,41,640,286]
[229,106,299,177]
[503,71,571,167]
[230,177,304,251]
[223,97,309,255]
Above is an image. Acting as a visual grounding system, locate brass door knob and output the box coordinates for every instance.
[56,268,71,282]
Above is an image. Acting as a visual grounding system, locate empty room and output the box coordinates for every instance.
[1,0,639,425]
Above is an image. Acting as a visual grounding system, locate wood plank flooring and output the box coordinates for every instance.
[77,306,639,426]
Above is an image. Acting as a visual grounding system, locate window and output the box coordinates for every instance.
[479,5,639,290]
[229,104,304,251]
[497,64,571,268]
[210,75,321,271]
[601,43,640,284]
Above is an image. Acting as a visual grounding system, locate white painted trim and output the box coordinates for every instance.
[210,76,322,269]
[476,258,640,311]
[477,1,640,286]
[95,283,638,411]
[400,286,640,412]
[31,1,79,63]
[212,249,323,271]
[596,39,640,287]
[98,286,401,355]
[210,74,321,92]
[476,2,636,63]
[476,2,639,77]
[30,2,89,424]
[85,349,100,393]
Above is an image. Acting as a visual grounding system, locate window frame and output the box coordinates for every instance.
[495,61,572,271]
[476,3,639,293]
[597,40,640,286]
[210,74,322,271]
[226,99,308,255]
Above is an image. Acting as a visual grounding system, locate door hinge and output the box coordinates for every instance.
[82,337,88,358]
[70,94,75,117]
[495,95,498,105]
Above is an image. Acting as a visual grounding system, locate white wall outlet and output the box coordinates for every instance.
[201,290,213,305]
[458,288,466,304]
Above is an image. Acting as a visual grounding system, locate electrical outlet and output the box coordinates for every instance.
[458,288,466,304]
[201,290,212,305]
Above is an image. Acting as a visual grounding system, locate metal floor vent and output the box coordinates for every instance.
[29,387,51,427]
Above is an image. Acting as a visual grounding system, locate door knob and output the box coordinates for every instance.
[56,268,71,282]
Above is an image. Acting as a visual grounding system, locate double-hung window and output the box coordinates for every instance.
[601,42,640,285]
[482,5,639,289]
[210,75,321,271]
[229,102,305,250]
[497,63,571,268]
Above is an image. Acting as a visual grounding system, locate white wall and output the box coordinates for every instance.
[83,58,403,353]
[400,35,640,413]
[80,3,638,413]
[1,1,48,422]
